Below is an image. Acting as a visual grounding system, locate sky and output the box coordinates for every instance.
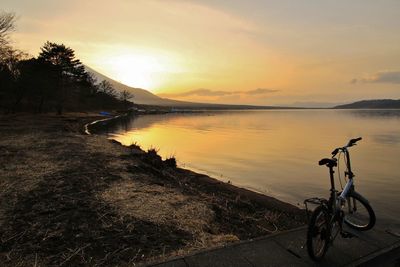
[2,0,400,106]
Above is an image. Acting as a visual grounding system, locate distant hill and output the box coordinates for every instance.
[334,99,400,109]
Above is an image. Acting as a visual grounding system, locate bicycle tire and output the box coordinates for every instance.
[342,191,375,231]
[307,205,330,261]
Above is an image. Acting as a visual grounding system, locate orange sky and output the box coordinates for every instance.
[3,0,400,106]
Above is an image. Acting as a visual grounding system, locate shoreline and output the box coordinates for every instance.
[84,112,301,213]
[0,113,305,266]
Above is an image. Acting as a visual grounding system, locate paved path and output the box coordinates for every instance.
[146,226,400,267]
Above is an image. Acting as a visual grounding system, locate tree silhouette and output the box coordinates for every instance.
[38,42,86,79]
[0,12,26,112]
[38,42,87,114]
[0,11,15,48]
[98,80,116,97]
[17,58,59,112]
[84,72,99,96]
[0,60,14,111]
[0,16,128,113]
[119,90,134,110]
[0,12,25,74]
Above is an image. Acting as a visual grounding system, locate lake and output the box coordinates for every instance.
[104,109,400,231]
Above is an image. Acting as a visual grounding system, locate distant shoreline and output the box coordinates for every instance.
[84,106,400,135]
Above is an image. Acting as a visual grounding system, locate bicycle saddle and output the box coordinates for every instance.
[318,158,337,167]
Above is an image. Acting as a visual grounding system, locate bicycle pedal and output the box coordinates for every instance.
[341,231,355,238]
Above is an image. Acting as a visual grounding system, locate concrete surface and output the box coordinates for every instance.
[146,226,400,267]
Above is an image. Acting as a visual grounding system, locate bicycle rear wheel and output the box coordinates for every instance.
[307,205,330,261]
[342,191,375,231]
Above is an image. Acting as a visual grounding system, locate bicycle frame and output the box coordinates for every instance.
[330,146,357,208]
[339,179,353,199]
[338,146,355,199]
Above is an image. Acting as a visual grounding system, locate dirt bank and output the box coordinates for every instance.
[0,113,305,266]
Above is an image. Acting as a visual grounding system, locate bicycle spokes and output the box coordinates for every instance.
[343,197,370,228]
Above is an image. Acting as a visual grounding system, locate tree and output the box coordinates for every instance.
[83,72,99,96]
[0,12,26,112]
[38,41,86,79]
[119,90,134,110]
[0,59,14,110]
[97,80,116,97]
[17,58,59,112]
[0,11,15,48]
[38,41,87,114]
[119,90,134,102]
[0,15,128,113]
[0,12,22,71]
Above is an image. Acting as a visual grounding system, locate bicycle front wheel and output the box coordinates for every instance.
[307,205,330,261]
[342,191,375,231]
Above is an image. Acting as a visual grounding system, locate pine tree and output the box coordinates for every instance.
[38,41,87,114]
[38,41,86,80]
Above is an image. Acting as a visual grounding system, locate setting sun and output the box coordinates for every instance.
[104,54,164,89]
[109,55,165,90]
[88,47,184,92]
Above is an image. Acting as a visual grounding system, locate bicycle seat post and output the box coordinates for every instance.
[328,164,336,193]
[318,158,338,193]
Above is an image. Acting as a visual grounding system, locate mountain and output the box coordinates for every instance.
[84,65,176,106]
[84,65,300,109]
[85,65,232,107]
[334,99,400,109]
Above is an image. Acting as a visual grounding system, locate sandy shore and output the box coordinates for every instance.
[0,113,305,266]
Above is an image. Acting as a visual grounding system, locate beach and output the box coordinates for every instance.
[0,113,305,266]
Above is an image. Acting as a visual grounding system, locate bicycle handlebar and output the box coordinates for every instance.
[331,137,362,157]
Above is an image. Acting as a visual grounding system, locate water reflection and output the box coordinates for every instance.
[372,133,400,145]
[343,109,400,120]
[90,115,136,134]
[103,109,400,231]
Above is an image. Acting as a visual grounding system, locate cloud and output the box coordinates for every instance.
[171,88,235,97]
[159,88,278,98]
[352,70,400,84]
[350,78,358,84]
[246,88,279,95]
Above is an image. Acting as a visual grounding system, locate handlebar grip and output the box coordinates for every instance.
[331,148,339,156]
[348,137,362,146]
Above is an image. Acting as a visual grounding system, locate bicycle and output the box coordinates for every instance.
[304,137,376,261]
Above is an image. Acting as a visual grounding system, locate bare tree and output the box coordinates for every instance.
[0,12,25,112]
[0,11,15,46]
[0,12,18,66]
[119,90,134,109]
[119,90,133,102]
[97,80,116,97]
[0,12,26,74]
[84,72,99,95]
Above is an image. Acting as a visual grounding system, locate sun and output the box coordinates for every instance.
[107,54,165,90]
[92,48,183,92]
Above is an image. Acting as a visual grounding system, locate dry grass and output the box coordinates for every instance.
[101,178,239,254]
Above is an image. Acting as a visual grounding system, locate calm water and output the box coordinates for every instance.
[106,110,400,231]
